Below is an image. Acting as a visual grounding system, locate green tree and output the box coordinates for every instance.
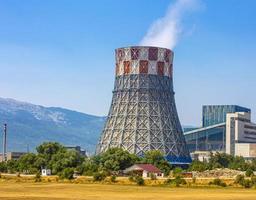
[99,148,139,172]
[189,160,207,172]
[245,168,254,177]
[78,159,99,176]
[60,168,74,180]
[173,167,183,177]
[6,159,18,173]
[142,150,172,176]
[0,162,7,173]
[17,153,39,174]
[50,150,83,174]
[36,142,65,166]
[208,152,232,169]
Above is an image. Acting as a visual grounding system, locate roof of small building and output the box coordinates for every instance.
[124,164,162,173]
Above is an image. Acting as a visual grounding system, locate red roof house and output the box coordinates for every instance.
[124,164,164,178]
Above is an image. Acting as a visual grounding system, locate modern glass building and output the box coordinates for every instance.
[184,105,251,153]
[202,105,251,127]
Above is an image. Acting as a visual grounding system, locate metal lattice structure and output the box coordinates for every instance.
[96,46,191,164]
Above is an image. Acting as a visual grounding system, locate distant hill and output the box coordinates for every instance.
[0,97,105,154]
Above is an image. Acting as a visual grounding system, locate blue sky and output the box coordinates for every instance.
[0,0,256,126]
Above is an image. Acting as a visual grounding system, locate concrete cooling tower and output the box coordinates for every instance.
[96,46,191,164]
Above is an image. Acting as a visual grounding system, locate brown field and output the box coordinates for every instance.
[0,182,255,200]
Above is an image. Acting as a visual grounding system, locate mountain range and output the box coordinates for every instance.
[0,97,105,154]
[0,97,195,154]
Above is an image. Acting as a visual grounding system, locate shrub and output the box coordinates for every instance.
[243,179,253,188]
[150,173,157,180]
[34,172,41,182]
[235,174,253,188]
[235,175,245,185]
[192,177,196,184]
[93,172,106,181]
[110,175,117,183]
[251,176,256,185]
[136,176,145,186]
[164,178,173,185]
[173,176,186,187]
[172,167,183,177]
[60,168,74,180]
[209,178,227,187]
[128,175,135,182]
[245,168,254,177]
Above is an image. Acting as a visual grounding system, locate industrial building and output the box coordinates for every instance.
[97,46,191,164]
[184,105,256,159]
[0,152,26,161]
[65,145,87,157]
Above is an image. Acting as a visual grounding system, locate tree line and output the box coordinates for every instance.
[0,142,256,180]
[0,142,172,179]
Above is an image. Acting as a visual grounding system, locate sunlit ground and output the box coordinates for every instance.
[0,182,256,200]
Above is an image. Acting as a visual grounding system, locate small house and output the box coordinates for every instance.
[124,164,164,178]
[41,169,51,176]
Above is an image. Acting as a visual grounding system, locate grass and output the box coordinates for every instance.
[0,182,255,200]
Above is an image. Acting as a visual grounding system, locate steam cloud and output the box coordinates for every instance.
[140,0,200,49]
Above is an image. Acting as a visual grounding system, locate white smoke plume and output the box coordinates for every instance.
[140,0,200,49]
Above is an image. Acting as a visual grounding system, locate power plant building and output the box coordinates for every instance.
[185,105,256,159]
[97,46,191,164]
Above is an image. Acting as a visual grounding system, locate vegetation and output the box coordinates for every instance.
[209,178,227,187]
[164,176,186,187]
[135,176,145,186]
[0,141,256,189]
[110,175,117,182]
[59,168,74,180]
[93,172,106,181]
[142,150,172,176]
[34,172,41,182]
[189,152,256,171]
[245,168,254,177]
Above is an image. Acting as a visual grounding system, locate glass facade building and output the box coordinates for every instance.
[184,105,251,153]
[185,123,226,152]
[202,105,251,127]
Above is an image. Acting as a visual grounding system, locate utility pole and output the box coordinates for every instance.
[2,123,7,162]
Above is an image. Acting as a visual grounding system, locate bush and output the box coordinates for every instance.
[34,172,41,182]
[135,176,145,186]
[245,168,254,177]
[235,174,253,188]
[164,178,173,185]
[243,179,253,188]
[209,178,227,187]
[172,167,183,177]
[110,175,116,183]
[192,177,196,184]
[251,176,256,185]
[93,172,106,181]
[150,173,157,180]
[60,168,74,180]
[128,175,136,182]
[235,175,245,185]
[173,176,186,187]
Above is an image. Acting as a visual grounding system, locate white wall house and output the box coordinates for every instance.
[124,164,164,178]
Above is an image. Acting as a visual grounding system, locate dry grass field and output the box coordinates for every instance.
[0,182,255,200]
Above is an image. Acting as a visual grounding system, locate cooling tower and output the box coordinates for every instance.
[96,46,191,164]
